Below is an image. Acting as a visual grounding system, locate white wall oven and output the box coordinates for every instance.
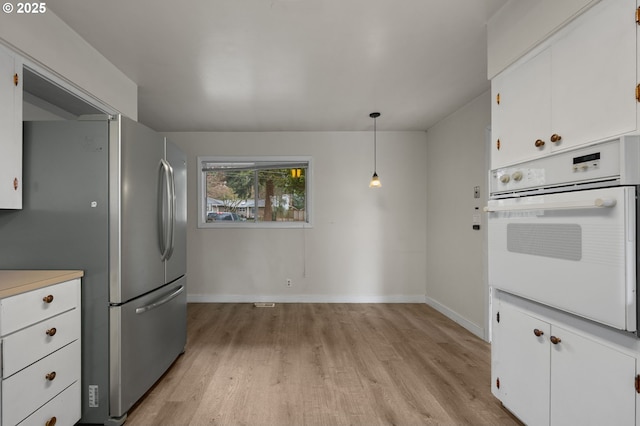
[487,136,640,333]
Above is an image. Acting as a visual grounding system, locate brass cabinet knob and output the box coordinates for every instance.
[46,417,57,426]
[43,295,54,304]
[46,327,57,337]
[533,328,544,337]
[550,133,562,143]
[496,139,501,150]
[535,139,545,148]
[45,371,56,381]
[550,336,561,345]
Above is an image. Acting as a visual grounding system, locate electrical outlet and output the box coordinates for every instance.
[286,278,292,287]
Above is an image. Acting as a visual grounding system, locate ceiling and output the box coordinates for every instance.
[48,0,506,132]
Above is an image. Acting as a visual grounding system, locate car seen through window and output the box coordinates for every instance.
[206,212,245,222]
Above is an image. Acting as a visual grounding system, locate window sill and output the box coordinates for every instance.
[197,221,313,229]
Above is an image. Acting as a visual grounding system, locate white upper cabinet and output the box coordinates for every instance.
[0,45,22,209]
[550,0,636,152]
[492,49,552,167]
[491,0,638,168]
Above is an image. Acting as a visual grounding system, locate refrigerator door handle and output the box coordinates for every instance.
[157,160,172,261]
[166,161,176,260]
[135,285,185,315]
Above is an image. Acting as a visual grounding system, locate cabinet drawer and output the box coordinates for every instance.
[2,340,80,426]
[0,278,79,335]
[3,308,80,378]
[18,381,81,426]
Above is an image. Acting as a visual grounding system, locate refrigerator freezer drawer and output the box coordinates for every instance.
[109,277,187,418]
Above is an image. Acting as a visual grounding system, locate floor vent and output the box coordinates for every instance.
[253,302,276,308]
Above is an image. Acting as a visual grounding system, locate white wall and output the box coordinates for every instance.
[0,11,137,119]
[425,90,491,339]
[165,131,428,303]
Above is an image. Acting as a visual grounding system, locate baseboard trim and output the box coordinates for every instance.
[424,295,486,341]
[187,294,427,304]
[186,293,485,340]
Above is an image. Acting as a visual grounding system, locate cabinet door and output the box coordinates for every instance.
[551,0,636,152]
[491,48,551,168]
[0,46,22,209]
[492,302,551,425]
[550,324,636,426]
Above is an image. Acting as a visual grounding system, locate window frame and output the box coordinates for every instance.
[197,155,313,229]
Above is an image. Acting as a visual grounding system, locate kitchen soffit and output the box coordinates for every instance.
[23,68,104,118]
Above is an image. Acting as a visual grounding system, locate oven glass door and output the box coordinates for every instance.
[487,186,636,331]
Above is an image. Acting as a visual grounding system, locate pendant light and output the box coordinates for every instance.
[369,112,382,188]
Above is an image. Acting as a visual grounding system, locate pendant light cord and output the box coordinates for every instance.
[370,112,380,173]
[373,115,377,172]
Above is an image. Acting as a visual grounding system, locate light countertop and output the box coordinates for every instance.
[0,270,84,299]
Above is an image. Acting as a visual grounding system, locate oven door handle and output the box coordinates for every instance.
[484,197,616,213]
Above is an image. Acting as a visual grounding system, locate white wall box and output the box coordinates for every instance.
[487,0,599,78]
[491,0,637,168]
[0,43,22,209]
[492,290,638,425]
[0,274,82,426]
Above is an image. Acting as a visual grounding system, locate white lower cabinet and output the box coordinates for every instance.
[492,291,637,425]
[0,277,81,425]
[19,381,80,426]
[492,302,550,425]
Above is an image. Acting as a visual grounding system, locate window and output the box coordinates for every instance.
[198,156,311,228]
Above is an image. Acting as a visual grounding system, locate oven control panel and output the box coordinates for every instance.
[572,152,600,173]
[491,167,546,192]
[489,136,640,196]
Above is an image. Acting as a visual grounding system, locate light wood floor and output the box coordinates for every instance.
[125,303,520,425]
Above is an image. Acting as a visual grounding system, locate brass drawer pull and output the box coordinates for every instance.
[550,133,562,143]
[550,336,562,345]
[46,416,57,426]
[46,327,57,337]
[43,295,54,304]
[533,328,544,337]
[45,371,56,381]
[535,139,545,148]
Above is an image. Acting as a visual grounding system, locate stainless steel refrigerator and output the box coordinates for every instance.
[0,115,187,425]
